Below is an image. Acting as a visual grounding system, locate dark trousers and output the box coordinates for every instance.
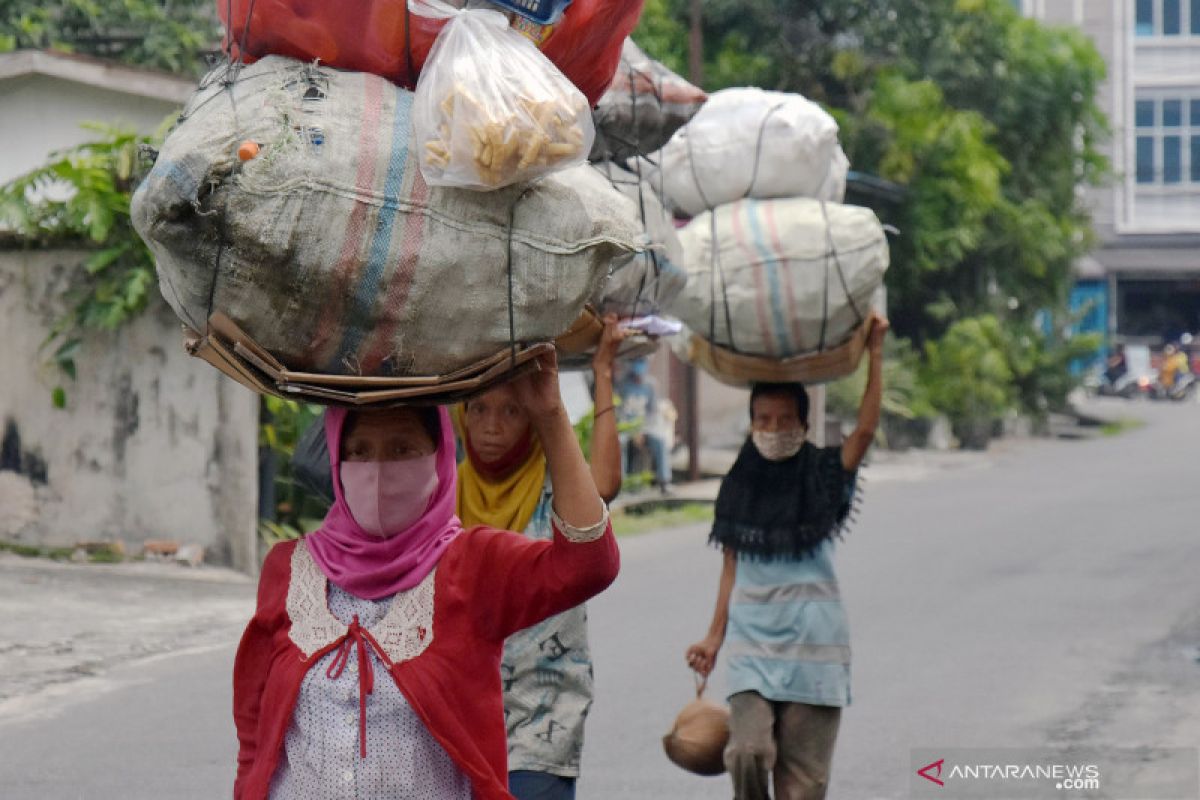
[508,770,576,800]
[724,691,842,800]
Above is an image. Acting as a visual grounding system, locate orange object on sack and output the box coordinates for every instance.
[237,140,261,161]
[216,0,644,104]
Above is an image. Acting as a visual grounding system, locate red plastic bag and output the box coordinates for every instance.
[217,0,644,104]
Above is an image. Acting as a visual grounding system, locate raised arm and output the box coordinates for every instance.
[841,314,890,472]
[466,351,619,640]
[515,351,606,529]
[685,547,736,677]
[589,314,627,504]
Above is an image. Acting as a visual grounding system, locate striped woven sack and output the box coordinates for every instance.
[132,56,642,378]
[669,197,888,359]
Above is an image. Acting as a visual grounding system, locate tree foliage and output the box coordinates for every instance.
[0,0,220,76]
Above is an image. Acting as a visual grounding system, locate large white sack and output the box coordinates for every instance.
[670,198,887,358]
[655,87,848,217]
[589,162,686,318]
[132,57,642,378]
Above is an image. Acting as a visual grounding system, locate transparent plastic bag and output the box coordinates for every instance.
[413,2,594,190]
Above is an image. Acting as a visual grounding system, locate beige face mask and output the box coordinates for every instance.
[751,429,806,462]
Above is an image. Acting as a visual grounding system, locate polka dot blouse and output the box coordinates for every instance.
[268,584,474,799]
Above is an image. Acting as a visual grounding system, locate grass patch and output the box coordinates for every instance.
[612,502,714,537]
[0,540,74,560]
[1099,418,1145,437]
[0,540,131,563]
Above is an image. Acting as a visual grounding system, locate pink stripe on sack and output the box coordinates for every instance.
[359,165,429,375]
[730,201,776,357]
[310,75,385,367]
[764,202,804,350]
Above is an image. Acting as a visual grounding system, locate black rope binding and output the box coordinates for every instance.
[505,186,537,370]
[202,0,258,332]
[743,102,786,201]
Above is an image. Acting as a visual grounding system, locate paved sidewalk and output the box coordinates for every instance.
[0,556,253,719]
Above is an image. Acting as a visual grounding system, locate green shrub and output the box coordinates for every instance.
[920,315,1015,447]
[259,398,329,539]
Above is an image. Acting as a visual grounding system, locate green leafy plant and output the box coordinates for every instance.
[259,397,329,540]
[826,335,934,422]
[920,314,1015,448]
[826,334,937,449]
[1,0,220,77]
[0,123,167,403]
[999,312,1104,429]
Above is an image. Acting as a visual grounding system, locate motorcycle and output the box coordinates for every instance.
[1096,370,1151,399]
[1150,370,1198,402]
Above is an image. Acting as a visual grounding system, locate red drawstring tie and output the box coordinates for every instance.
[326,615,394,758]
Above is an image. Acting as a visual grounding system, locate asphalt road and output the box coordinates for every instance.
[1,398,1198,799]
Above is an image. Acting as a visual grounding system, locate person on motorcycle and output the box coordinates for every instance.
[1160,343,1190,390]
[1105,345,1127,384]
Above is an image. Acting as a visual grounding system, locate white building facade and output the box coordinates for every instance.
[1018,0,1200,346]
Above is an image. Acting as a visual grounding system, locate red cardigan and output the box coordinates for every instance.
[232,521,619,800]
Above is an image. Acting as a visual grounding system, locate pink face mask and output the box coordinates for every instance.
[340,455,439,538]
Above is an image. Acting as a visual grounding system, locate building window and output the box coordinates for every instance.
[1165,0,1182,33]
[1135,94,1200,185]
[1136,0,1199,34]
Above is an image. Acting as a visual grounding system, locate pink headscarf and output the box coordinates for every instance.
[304,406,462,600]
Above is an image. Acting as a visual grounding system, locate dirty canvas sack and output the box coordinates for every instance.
[131,56,641,378]
[413,3,594,189]
[589,163,686,319]
[654,87,848,217]
[670,197,887,359]
[590,38,707,162]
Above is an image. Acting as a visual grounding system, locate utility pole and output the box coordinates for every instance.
[684,0,703,481]
[689,0,704,89]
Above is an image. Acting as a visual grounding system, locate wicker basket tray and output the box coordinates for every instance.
[685,316,875,388]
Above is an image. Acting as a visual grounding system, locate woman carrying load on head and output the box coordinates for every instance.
[686,313,889,800]
[232,349,620,800]
[456,315,627,800]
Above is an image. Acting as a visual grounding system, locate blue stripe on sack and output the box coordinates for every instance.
[325,94,412,372]
[745,200,793,354]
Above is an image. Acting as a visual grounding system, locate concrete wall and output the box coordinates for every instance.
[0,249,260,572]
[0,72,183,186]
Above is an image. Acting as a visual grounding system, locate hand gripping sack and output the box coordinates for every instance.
[663,676,730,776]
[590,38,708,162]
[656,87,849,217]
[131,57,642,379]
[217,0,643,105]
[589,163,686,319]
[669,198,888,360]
[413,4,593,189]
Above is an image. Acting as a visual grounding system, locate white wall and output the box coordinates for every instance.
[0,250,260,572]
[0,73,181,185]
